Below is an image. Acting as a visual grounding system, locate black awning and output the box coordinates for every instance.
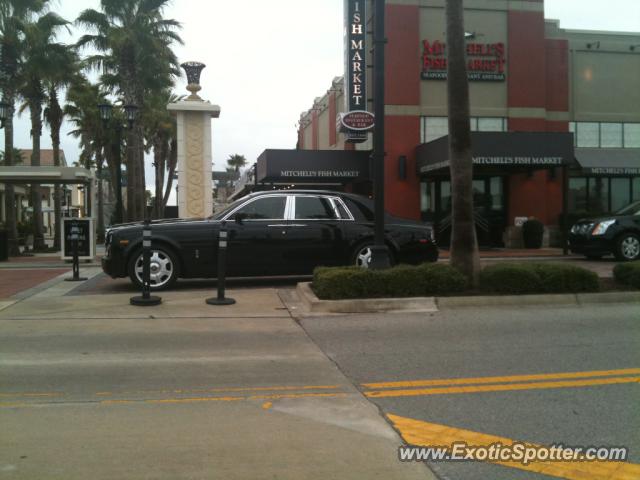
[416,132,575,175]
[256,149,371,184]
[574,148,640,176]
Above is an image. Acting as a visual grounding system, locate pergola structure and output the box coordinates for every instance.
[0,166,95,217]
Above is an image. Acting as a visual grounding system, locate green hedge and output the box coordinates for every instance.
[479,262,599,295]
[312,263,468,300]
[613,262,640,289]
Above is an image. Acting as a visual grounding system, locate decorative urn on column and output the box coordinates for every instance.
[181,61,206,100]
[168,60,221,219]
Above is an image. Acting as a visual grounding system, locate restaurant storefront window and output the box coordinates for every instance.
[569,176,639,214]
[569,177,588,212]
[611,177,631,212]
[588,177,609,214]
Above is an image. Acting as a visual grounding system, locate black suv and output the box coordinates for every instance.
[569,201,640,261]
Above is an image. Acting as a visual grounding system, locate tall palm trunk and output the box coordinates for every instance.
[445,0,480,284]
[2,96,19,256]
[152,138,162,219]
[29,97,46,250]
[162,138,177,212]
[48,87,63,251]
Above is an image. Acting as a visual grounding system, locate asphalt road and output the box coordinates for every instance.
[300,303,640,480]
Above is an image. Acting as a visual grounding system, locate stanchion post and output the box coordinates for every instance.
[130,219,162,306]
[206,221,235,306]
[65,221,87,282]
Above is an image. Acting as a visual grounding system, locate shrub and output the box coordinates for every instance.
[479,263,543,294]
[312,263,467,300]
[522,218,544,249]
[613,262,640,289]
[479,262,599,295]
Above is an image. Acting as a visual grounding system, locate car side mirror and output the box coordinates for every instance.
[234,212,247,224]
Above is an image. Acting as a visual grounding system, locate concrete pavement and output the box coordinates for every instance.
[0,276,434,480]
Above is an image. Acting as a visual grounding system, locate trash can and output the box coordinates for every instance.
[0,229,8,261]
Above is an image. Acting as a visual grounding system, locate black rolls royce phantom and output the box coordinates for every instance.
[102,190,439,290]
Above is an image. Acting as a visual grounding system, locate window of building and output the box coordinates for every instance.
[587,177,609,214]
[576,122,600,148]
[600,123,623,148]
[421,117,506,143]
[633,178,640,202]
[422,117,449,143]
[624,124,640,148]
[569,178,588,212]
[611,178,631,212]
[490,177,504,211]
[572,122,640,148]
[477,117,505,132]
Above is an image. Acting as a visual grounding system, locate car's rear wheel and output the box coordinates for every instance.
[615,233,640,261]
[351,242,394,269]
[127,246,179,290]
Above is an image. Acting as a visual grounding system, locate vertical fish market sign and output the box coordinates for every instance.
[340,0,373,143]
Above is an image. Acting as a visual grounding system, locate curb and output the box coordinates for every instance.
[297,282,640,313]
[296,282,437,313]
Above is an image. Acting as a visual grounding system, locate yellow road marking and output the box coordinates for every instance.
[0,392,63,398]
[388,413,640,480]
[366,376,640,398]
[362,368,640,390]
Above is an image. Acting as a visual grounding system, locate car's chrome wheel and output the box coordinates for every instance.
[354,245,373,268]
[619,234,640,261]
[130,248,178,289]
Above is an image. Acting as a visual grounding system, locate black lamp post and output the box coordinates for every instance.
[98,102,138,224]
[369,0,391,269]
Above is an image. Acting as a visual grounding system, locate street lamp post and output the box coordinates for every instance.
[98,103,138,224]
[369,0,391,269]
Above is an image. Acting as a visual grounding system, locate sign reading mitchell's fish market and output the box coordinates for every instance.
[341,0,374,143]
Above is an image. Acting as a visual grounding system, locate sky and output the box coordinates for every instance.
[3,0,640,205]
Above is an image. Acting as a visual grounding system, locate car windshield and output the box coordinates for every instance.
[614,200,640,216]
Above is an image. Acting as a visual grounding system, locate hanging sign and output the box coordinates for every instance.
[343,0,373,143]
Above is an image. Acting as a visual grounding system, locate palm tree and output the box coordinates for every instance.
[227,154,247,173]
[143,89,181,219]
[43,43,79,250]
[445,0,480,284]
[64,78,111,238]
[0,0,46,255]
[0,148,23,165]
[18,11,70,250]
[76,0,182,221]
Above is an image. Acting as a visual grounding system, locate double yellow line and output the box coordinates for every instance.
[362,368,640,398]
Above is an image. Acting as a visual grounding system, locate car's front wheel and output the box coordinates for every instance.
[615,233,640,261]
[127,246,179,290]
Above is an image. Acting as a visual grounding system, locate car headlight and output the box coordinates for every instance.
[591,220,615,236]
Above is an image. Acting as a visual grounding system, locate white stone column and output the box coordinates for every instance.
[167,100,220,218]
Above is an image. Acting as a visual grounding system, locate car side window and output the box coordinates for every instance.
[295,196,337,220]
[235,196,286,220]
[343,198,374,222]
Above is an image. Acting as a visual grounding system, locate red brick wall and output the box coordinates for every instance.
[311,110,319,150]
[385,4,420,105]
[329,92,337,147]
[385,116,421,220]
